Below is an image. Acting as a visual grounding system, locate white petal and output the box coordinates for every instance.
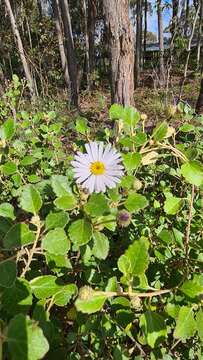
[102,175,117,189]
[82,174,96,193]
[90,142,99,161]
[85,143,94,162]
[101,144,112,161]
[97,175,106,192]
[75,172,91,183]
[74,153,90,166]
[106,170,124,177]
[98,142,104,161]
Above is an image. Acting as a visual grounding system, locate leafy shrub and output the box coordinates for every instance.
[0,79,203,359]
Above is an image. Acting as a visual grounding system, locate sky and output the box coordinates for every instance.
[147,0,172,38]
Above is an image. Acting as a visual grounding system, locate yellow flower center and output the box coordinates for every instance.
[90,161,105,175]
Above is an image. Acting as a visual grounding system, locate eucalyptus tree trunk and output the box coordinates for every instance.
[53,0,70,90]
[59,0,78,107]
[82,0,90,89]
[157,0,165,86]
[144,0,148,55]
[4,0,36,97]
[103,0,134,106]
[135,0,142,87]
[88,0,96,87]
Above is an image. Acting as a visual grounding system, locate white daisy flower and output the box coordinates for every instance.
[71,142,124,193]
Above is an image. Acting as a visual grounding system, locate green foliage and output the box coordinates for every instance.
[0,98,203,359]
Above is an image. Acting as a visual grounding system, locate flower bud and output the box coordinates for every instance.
[141,113,147,121]
[117,210,132,228]
[78,286,94,300]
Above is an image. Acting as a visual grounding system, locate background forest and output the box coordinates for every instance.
[0,1,203,360]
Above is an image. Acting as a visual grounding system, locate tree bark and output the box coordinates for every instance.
[196,78,203,114]
[82,0,90,89]
[59,0,78,107]
[4,0,36,97]
[184,0,190,35]
[157,0,165,86]
[144,0,147,55]
[196,0,203,68]
[135,0,142,87]
[53,0,70,90]
[103,0,134,106]
[88,0,96,87]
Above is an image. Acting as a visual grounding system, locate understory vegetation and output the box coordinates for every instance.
[0,77,203,360]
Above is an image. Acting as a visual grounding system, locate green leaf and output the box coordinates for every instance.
[0,118,15,140]
[179,124,195,132]
[152,122,168,141]
[20,155,38,166]
[2,161,17,175]
[45,253,72,273]
[140,311,167,348]
[45,211,69,230]
[158,229,174,244]
[109,104,124,120]
[122,153,141,171]
[68,219,92,246]
[122,106,140,127]
[75,117,89,134]
[42,228,70,255]
[54,194,77,210]
[2,278,32,315]
[53,284,77,306]
[0,260,16,287]
[75,295,107,314]
[30,275,61,299]
[181,161,203,187]
[20,185,42,214]
[164,196,182,215]
[174,306,196,340]
[124,193,148,213]
[3,223,35,249]
[51,175,71,196]
[118,238,149,278]
[180,279,203,299]
[132,132,147,146]
[196,310,203,341]
[84,193,109,217]
[0,203,15,220]
[92,232,109,260]
[7,314,49,360]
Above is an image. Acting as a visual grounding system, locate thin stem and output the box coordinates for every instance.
[185,185,195,276]
[21,217,41,277]
[95,288,171,298]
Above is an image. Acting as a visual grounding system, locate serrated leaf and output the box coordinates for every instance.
[68,219,92,246]
[109,104,124,120]
[140,311,167,348]
[0,260,16,287]
[45,252,72,273]
[196,310,203,341]
[174,306,196,340]
[3,223,35,249]
[75,295,107,314]
[122,106,140,127]
[42,228,70,255]
[2,278,32,315]
[75,117,89,134]
[20,185,42,214]
[124,193,148,213]
[51,175,71,196]
[0,118,15,140]
[7,314,49,360]
[0,203,15,220]
[181,161,203,187]
[54,194,77,210]
[2,161,17,175]
[152,122,168,141]
[30,275,61,299]
[180,279,203,299]
[118,239,149,278]
[45,211,69,230]
[164,196,182,215]
[84,193,109,217]
[92,232,109,260]
[122,153,141,171]
[53,284,77,306]
[179,124,195,132]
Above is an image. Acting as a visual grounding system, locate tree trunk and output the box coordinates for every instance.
[196,0,203,68]
[82,0,90,89]
[157,0,165,86]
[184,0,190,35]
[103,0,134,106]
[135,0,142,87]
[171,0,179,36]
[144,0,147,55]
[4,0,36,97]
[196,78,203,114]
[59,0,78,107]
[53,0,70,90]
[88,0,96,87]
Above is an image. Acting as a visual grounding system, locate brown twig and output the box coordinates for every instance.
[185,185,195,277]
